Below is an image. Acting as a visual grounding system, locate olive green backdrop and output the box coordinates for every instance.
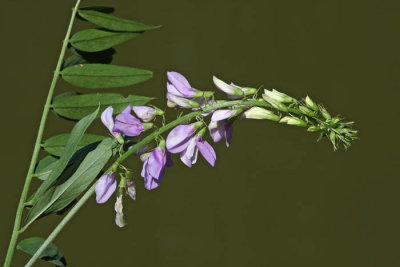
[1,0,399,266]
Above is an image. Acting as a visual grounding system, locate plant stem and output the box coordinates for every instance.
[25,99,275,266]
[3,1,81,266]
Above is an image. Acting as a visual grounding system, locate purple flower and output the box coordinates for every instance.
[101,105,131,137]
[208,120,233,147]
[95,173,117,203]
[180,134,216,167]
[141,146,168,190]
[167,71,201,98]
[101,105,145,138]
[166,122,203,153]
[114,110,144,137]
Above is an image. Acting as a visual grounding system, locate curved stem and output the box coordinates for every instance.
[26,99,275,266]
[3,1,81,266]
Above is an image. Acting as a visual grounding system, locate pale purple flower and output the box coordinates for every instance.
[208,120,233,147]
[167,71,200,98]
[141,147,168,190]
[211,109,238,122]
[180,134,216,167]
[114,109,144,137]
[95,173,117,203]
[166,123,203,153]
[132,106,156,122]
[101,105,131,137]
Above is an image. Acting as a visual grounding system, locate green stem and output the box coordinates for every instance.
[3,1,81,267]
[25,99,275,266]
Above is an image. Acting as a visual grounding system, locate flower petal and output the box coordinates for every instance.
[121,104,132,114]
[167,82,185,97]
[166,124,196,153]
[225,122,233,147]
[95,173,117,203]
[167,71,195,97]
[196,137,217,166]
[211,109,236,122]
[208,121,225,143]
[101,106,117,136]
[147,148,166,178]
[114,113,144,137]
[180,137,198,167]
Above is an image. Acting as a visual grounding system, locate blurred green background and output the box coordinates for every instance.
[1,0,399,266]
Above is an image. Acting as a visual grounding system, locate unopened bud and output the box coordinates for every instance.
[307,126,320,132]
[319,106,331,120]
[242,107,280,121]
[280,116,307,127]
[264,89,295,103]
[329,117,341,126]
[262,94,289,112]
[213,76,244,96]
[305,96,318,111]
[299,106,316,117]
[244,87,257,95]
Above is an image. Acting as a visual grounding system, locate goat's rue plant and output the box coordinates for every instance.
[4,1,358,266]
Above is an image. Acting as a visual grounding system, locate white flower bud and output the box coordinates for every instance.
[263,89,294,103]
[213,76,244,96]
[279,116,307,127]
[305,96,318,111]
[262,94,289,112]
[241,107,280,121]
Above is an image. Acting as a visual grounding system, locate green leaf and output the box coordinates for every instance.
[17,237,66,267]
[80,6,115,14]
[61,64,152,88]
[78,9,159,32]
[29,142,103,202]
[70,29,139,52]
[24,109,99,227]
[43,133,107,156]
[62,48,115,69]
[53,92,153,120]
[45,138,115,214]
[35,156,59,181]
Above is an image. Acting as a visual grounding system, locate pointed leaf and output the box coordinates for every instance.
[17,237,66,267]
[70,29,139,52]
[35,156,59,181]
[43,133,107,156]
[61,64,152,88]
[45,138,115,214]
[24,109,99,227]
[53,92,153,120]
[80,6,115,14]
[29,142,102,201]
[78,9,159,32]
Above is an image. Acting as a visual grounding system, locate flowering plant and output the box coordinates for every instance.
[3,1,357,266]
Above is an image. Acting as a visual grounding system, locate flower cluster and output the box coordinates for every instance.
[95,71,357,227]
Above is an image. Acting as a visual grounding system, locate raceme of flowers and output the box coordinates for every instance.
[94,71,357,227]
